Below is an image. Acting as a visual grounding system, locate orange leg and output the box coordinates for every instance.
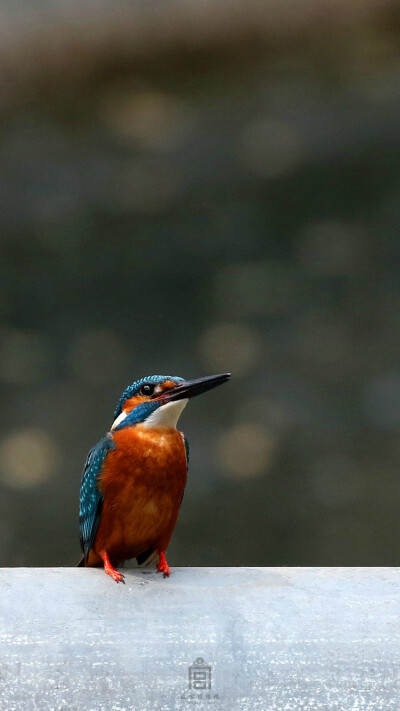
[100,550,125,584]
[157,551,171,578]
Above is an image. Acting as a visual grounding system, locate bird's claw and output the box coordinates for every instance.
[100,550,125,583]
[156,567,170,578]
[107,568,125,584]
[157,551,170,577]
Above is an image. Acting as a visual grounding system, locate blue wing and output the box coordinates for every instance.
[184,436,189,467]
[79,433,115,560]
[179,436,189,507]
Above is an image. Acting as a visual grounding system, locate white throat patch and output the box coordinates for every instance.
[142,398,188,430]
[110,410,127,430]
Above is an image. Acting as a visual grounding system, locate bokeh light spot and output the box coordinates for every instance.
[198,322,261,375]
[217,423,275,479]
[0,428,60,490]
[102,89,196,150]
[241,118,303,177]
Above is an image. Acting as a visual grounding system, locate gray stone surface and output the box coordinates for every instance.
[0,567,400,710]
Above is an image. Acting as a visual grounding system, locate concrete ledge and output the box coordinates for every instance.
[1,567,400,710]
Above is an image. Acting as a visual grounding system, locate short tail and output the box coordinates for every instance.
[76,555,86,567]
[136,546,158,567]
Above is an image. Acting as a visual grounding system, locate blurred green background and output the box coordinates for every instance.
[0,0,399,567]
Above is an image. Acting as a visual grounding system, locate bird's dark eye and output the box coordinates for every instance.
[139,383,155,396]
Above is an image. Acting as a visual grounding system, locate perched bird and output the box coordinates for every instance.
[78,372,230,582]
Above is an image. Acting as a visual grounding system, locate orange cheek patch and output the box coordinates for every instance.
[160,380,176,393]
[123,381,178,412]
[124,395,148,414]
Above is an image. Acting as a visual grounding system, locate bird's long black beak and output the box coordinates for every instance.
[162,373,231,402]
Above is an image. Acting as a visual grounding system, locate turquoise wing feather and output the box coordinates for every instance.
[79,433,115,560]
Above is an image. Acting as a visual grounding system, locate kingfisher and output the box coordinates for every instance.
[77,372,230,582]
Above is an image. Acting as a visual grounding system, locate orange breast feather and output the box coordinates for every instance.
[89,425,187,565]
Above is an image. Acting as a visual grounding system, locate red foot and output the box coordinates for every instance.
[100,550,125,584]
[157,551,171,578]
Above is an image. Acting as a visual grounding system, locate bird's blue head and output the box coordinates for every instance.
[111,373,231,431]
